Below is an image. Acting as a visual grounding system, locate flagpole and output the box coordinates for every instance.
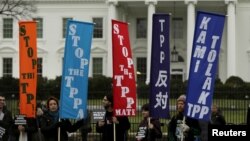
[19,131,23,141]
[58,118,61,141]
[36,117,42,141]
[148,117,151,141]
[113,123,116,141]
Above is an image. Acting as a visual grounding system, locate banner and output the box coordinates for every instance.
[19,21,37,118]
[60,20,94,119]
[150,14,170,118]
[112,20,136,116]
[184,11,225,121]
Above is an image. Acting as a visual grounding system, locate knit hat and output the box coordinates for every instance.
[141,103,149,111]
[177,94,186,103]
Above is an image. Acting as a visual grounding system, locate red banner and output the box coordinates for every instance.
[112,20,136,116]
[19,21,37,117]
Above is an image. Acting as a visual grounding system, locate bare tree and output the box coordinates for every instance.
[0,0,37,19]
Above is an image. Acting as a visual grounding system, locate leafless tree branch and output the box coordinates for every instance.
[0,0,37,19]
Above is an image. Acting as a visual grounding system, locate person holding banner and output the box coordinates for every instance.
[0,94,13,141]
[40,96,84,141]
[135,103,162,141]
[167,95,201,141]
[11,116,38,141]
[96,94,131,141]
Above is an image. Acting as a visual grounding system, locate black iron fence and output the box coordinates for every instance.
[3,90,250,141]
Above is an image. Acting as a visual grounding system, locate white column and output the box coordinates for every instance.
[185,0,197,80]
[145,0,157,84]
[225,0,237,77]
[107,0,117,77]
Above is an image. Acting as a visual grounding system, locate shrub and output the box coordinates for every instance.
[137,83,149,99]
[88,75,112,99]
[225,76,245,88]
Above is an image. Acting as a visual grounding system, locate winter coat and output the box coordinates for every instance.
[40,111,82,141]
[135,118,162,141]
[12,117,38,141]
[96,111,130,141]
[167,113,201,141]
[0,107,13,141]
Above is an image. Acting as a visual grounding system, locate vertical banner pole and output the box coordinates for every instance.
[113,123,116,141]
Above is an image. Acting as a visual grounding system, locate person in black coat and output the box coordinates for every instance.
[135,103,162,141]
[12,117,38,141]
[0,94,13,141]
[96,94,131,141]
[210,104,226,125]
[167,95,201,141]
[40,96,83,141]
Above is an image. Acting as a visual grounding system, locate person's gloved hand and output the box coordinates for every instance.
[55,121,63,128]
[181,123,190,132]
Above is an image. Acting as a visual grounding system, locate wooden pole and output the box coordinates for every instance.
[58,119,61,141]
[113,122,116,141]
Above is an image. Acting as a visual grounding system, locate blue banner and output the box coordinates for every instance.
[185,11,225,121]
[150,14,170,118]
[60,20,93,119]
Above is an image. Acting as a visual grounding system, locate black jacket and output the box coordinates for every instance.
[210,112,226,125]
[0,107,13,141]
[12,117,37,141]
[167,113,201,141]
[136,118,162,141]
[96,111,130,141]
[40,112,82,141]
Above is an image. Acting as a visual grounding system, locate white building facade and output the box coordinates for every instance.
[0,0,249,84]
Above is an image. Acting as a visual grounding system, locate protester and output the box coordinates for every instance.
[0,94,13,141]
[167,95,201,141]
[40,96,83,141]
[210,104,226,125]
[96,94,131,141]
[135,103,162,141]
[11,116,37,141]
[80,109,92,141]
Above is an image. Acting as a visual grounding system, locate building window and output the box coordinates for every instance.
[171,69,184,82]
[62,17,73,38]
[3,18,13,38]
[93,58,103,77]
[136,18,147,38]
[172,17,183,39]
[33,18,43,38]
[3,58,12,77]
[136,57,147,84]
[37,58,43,77]
[93,18,103,38]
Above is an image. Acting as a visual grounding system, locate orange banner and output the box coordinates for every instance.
[19,21,37,117]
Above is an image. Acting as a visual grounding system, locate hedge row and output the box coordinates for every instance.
[0,75,249,100]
